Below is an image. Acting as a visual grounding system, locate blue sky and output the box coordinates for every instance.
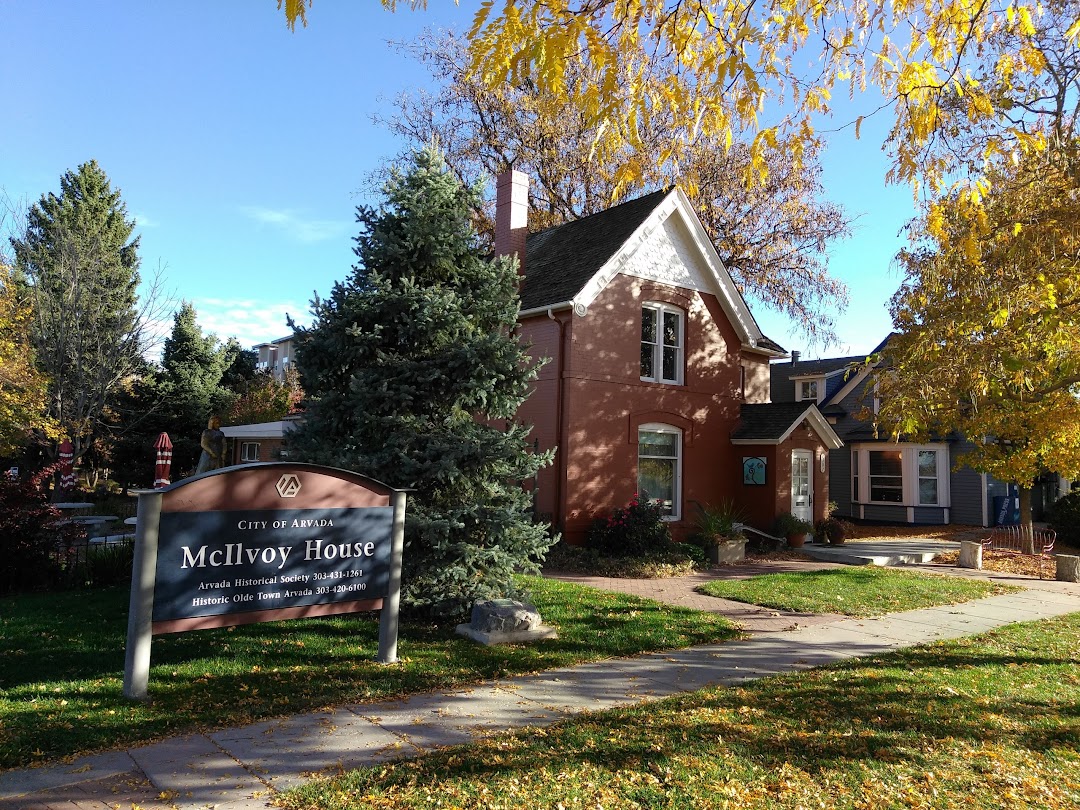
[1,1,917,359]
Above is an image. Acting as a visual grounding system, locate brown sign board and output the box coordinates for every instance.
[124,463,408,699]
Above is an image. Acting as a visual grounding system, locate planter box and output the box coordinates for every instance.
[708,537,748,564]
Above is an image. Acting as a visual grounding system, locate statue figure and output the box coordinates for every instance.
[196,415,225,473]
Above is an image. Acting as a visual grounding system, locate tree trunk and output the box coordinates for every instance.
[1018,485,1035,555]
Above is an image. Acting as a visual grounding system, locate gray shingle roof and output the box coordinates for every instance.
[516,188,786,354]
[769,334,896,403]
[519,189,670,312]
[730,403,821,442]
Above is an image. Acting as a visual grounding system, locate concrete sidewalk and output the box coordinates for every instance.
[3,568,1079,810]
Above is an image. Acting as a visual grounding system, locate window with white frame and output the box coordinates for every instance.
[640,304,684,384]
[241,442,260,462]
[851,445,949,507]
[638,424,682,519]
[917,449,941,505]
[868,450,903,503]
[797,378,823,402]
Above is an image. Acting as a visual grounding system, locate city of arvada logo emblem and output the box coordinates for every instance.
[276,473,301,498]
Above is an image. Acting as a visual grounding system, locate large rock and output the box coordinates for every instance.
[470,598,542,633]
[456,598,558,646]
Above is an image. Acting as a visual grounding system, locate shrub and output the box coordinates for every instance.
[1047,489,1080,548]
[83,541,135,587]
[0,465,86,595]
[587,495,671,558]
[690,499,747,545]
[545,540,699,577]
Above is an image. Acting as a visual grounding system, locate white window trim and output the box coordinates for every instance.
[638,422,682,521]
[241,442,261,462]
[851,444,949,508]
[640,303,685,385]
[796,377,824,403]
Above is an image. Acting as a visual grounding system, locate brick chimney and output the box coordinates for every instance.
[494,170,529,274]
[791,350,801,365]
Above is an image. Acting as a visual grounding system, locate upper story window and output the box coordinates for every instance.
[640,303,684,385]
[797,378,823,402]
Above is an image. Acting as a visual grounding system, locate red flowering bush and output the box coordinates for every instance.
[0,465,86,594]
[587,495,672,558]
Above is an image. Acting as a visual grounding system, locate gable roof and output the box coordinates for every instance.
[519,190,670,312]
[517,187,786,357]
[770,334,896,405]
[730,403,843,449]
[786,356,866,379]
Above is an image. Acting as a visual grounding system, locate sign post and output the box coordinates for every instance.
[377,489,407,663]
[122,463,408,700]
[123,490,163,700]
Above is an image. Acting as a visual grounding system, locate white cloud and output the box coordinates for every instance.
[189,297,312,349]
[132,212,159,229]
[240,206,350,243]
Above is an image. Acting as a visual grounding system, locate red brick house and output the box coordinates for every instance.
[497,172,842,544]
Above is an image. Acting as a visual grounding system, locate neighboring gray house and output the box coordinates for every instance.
[769,336,1040,527]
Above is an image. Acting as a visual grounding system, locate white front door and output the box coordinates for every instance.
[791,450,813,523]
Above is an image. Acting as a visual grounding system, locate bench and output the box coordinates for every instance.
[981,525,1056,577]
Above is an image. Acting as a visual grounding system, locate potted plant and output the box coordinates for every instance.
[774,511,813,548]
[814,502,853,545]
[814,516,846,545]
[692,500,748,564]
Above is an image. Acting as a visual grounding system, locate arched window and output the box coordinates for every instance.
[640,303,684,384]
[638,423,682,519]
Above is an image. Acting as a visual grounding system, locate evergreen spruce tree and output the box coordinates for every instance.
[158,302,234,473]
[290,148,554,619]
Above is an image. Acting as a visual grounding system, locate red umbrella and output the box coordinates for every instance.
[153,433,173,488]
[58,439,75,494]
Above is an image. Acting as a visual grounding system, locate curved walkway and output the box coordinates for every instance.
[544,558,849,634]
[4,553,1079,810]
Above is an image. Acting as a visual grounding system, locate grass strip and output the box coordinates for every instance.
[698,566,1017,616]
[0,576,738,768]
[282,613,1080,810]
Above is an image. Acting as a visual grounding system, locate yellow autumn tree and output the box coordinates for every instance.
[278,0,1078,195]
[874,139,1080,549]
[0,264,58,456]
[380,32,851,344]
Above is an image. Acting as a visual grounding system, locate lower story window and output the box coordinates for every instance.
[852,445,948,507]
[918,449,939,505]
[868,450,903,503]
[241,442,260,462]
[638,424,682,519]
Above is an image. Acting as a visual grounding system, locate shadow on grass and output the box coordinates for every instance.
[0,577,739,767]
[286,615,1080,807]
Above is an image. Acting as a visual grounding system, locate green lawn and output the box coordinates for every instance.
[698,566,1017,616]
[0,576,738,768]
[282,614,1080,810]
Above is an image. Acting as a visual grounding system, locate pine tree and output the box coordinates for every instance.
[10,160,153,463]
[158,302,234,473]
[290,148,554,619]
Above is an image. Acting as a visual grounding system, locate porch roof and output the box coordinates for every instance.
[730,403,843,450]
